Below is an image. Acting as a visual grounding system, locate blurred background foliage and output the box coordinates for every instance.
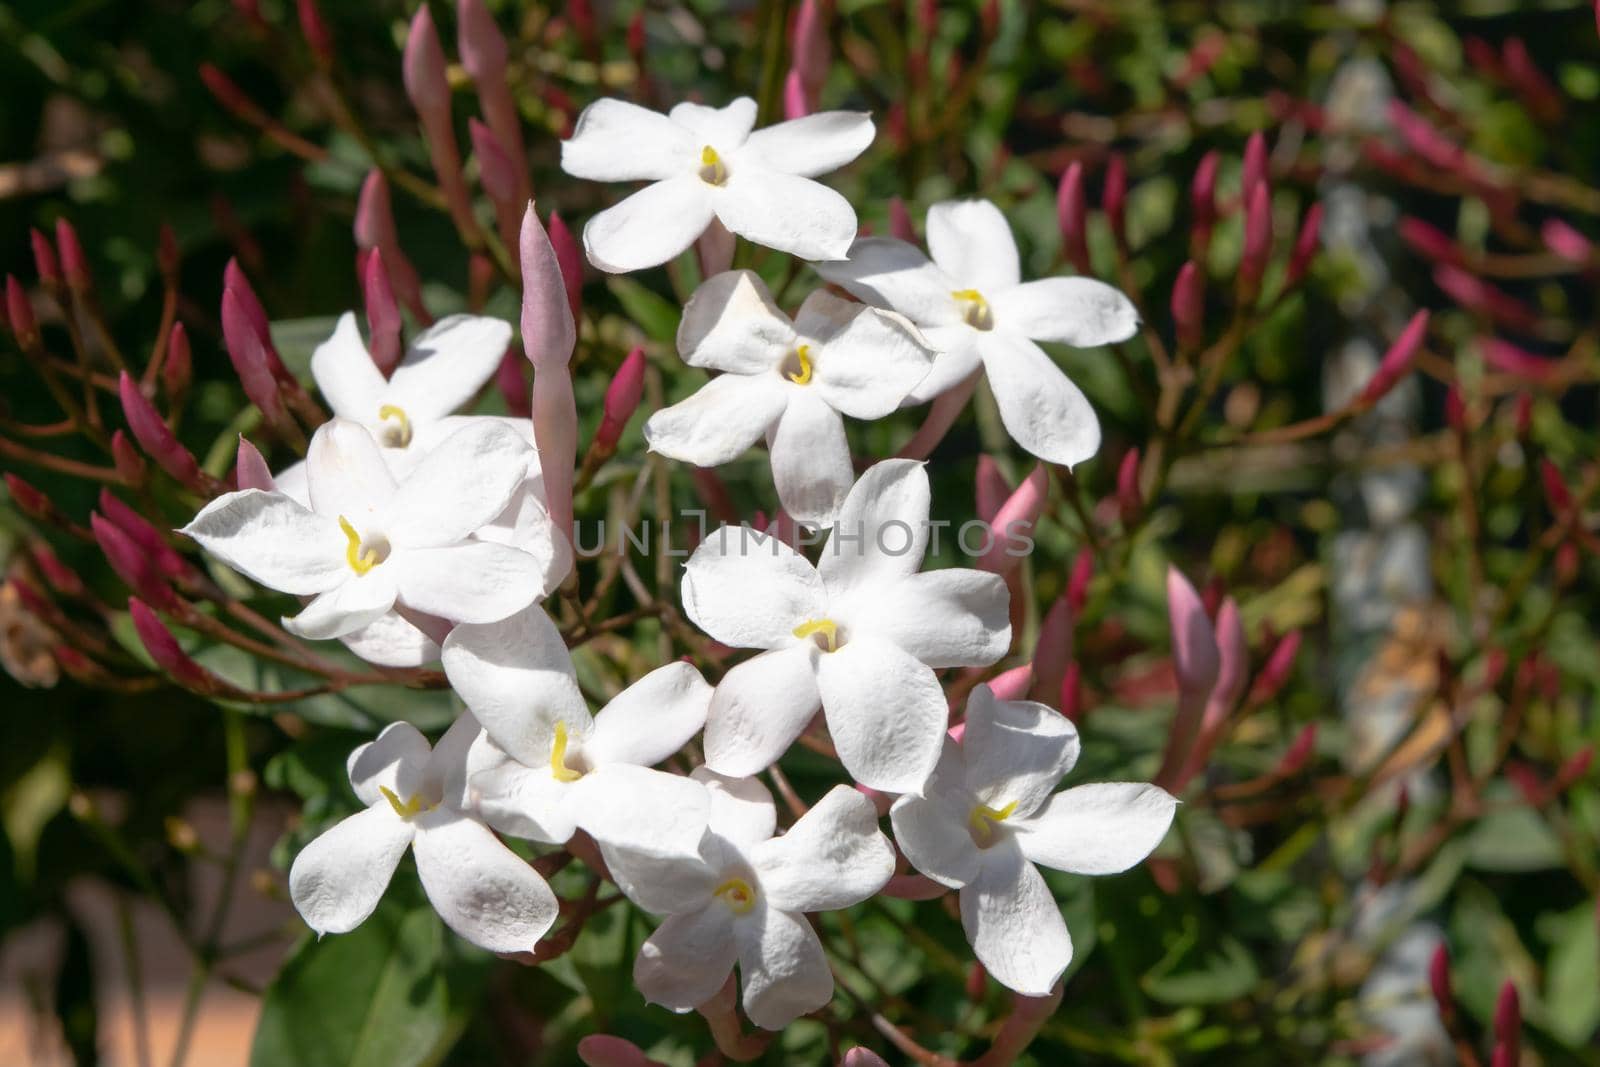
[1,0,1598,1065]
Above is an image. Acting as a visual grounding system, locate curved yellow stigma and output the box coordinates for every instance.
[713,877,756,914]
[379,785,429,819]
[787,344,814,385]
[968,800,1019,846]
[951,288,994,330]
[340,516,379,575]
[793,617,838,652]
[549,721,583,782]
[377,404,413,448]
[698,145,728,185]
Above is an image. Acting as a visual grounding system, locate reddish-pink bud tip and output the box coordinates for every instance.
[1358,311,1429,406]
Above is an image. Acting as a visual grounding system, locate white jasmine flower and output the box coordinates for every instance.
[289,715,559,954]
[645,271,934,525]
[440,605,713,855]
[605,770,894,1029]
[816,199,1140,468]
[183,418,543,639]
[681,459,1010,793]
[890,686,1177,995]
[561,97,874,272]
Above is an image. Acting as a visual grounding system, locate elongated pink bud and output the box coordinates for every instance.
[1502,39,1562,123]
[1251,629,1302,705]
[1285,201,1323,286]
[93,513,176,610]
[596,348,645,451]
[469,118,521,253]
[458,0,529,206]
[1494,982,1520,1067]
[1067,549,1093,614]
[548,211,584,324]
[576,1035,659,1067]
[1388,101,1464,172]
[980,464,1047,575]
[1175,597,1247,790]
[355,170,427,322]
[1060,661,1083,722]
[533,372,576,545]
[1056,162,1090,273]
[119,372,204,489]
[222,288,290,428]
[520,204,577,369]
[98,489,195,584]
[235,436,275,491]
[6,275,38,347]
[1115,448,1140,522]
[1540,458,1572,515]
[495,347,531,417]
[1103,153,1127,244]
[164,322,192,405]
[1357,310,1428,406]
[889,197,916,243]
[1434,265,1539,332]
[129,597,216,692]
[1238,182,1272,300]
[296,0,334,64]
[1428,944,1454,1024]
[30,228,60,287]
[974,455,1007,522]
[1444,385,1467,432]
[1483,338,1557,383]
[363,248,402,377]
[987,664,1032,702]
[1241,131,1268,198]
[111,430,148,487]
[55,218,90,293]
[1171,260,1203,350]
[791,0,828,103]
[1155,567,1220,791]
[783,68,810,120]
[1273,723,1317,777]
[1030,591,1074,706]
[1190,150,1219,251]
[30,542,83,597]
[1398,217,1462,265]
[405,6,475,236]
[5,474,55,523]
[1542,218,1591,262]
[841,1049,890,1067]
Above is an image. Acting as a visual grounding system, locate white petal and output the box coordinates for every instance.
[702,648,821,778]
[384,421,531,548]
[583,177,715,274]
[441,604,589,766]
[568,765,709,857]
[669,98,758,149]
[309,312,385,420]
[386,314,515,420]
[693,767,778,850]
[604,843,718,915]
[715,169,858,262]
[643,374,787,468]
[925,200,1020,293]
[634,908,738,1012]
[980,332,1101,469]
[338,609,441,667]
[816,459,929,596]
[180,490,346,595]
[305,418,397,521]
[843,569,1010,669]
[347,721,433,806]
[817,637,945,793]
[412,808,559,953]
[288,805,413,935]
[561,98,696,181]
[474,477,569,597]
[424,709,482,808]
[681,528,826,648]
[739,112,875,178]
[270,459,310,507]
[736,906,834,1029]
[283,571,398,640]
[768,390,852,527]
[959,839,1073,996]
[1014,783,1177,875]
[962,687,1079,820]
[905,325,984,404]
[677,270,795,375]
[889,776,981,890]
[751,785,893,912]
[813,238,962,328]
[796,295,933,419]
[393,541,542,624]
[586,662,712,767]
[465,735,577,843]
[991,277,1139,347]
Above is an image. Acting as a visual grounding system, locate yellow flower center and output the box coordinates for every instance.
[713,877,757,914]
[786,344,815,385]
[793,617,838,652]
[339,516,383,575]
[951,289,994,331]
[698,145,728,185]
[968,800,1018,847]
[377,404,413,448]
[378,785,433,819]
[549,721,584,782]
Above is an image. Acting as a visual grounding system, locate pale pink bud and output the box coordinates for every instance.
[1482,337,1557,383]
[111,430,148,487]
[355,170,427,322]
[1435,265,1540,333]
[1056,162,1090,273]
[129,597,216,693]
[520,204,578,369]
[1540,458,1572,515]
[1444,385,1467,432]
[1237,182,1272,299]
[986,664,1032,703]
[841,1048,890,1067]
[92,513,176,610]
[1541,218,1592,263]
[596,348,646,451]
[696,220,736,279]
[1175,597,1247,790]
[469,118,521,251]
[363,248,403,377]
[1171,260,1204,350]
[235,436,275,492]
[1285,201,1323,286]
[979,464,1047,575]
[1060,661,1083,722]
[1357,310,1428,406]
[30,228,60,287]
[1190,150,1219,246]
[1103,153,1127,243]
[222,287,289,429]
[119,372,204,490]
[1251,629,1301,704]
[791,0,829,101]
[888,197,917,243]
[532,369,576,546]
[1030,591,1074,707]
[784,68,809,120]
[547,211,584,324]
[5,474,55,523]
[1388,101,1464,172]
[55,218,90,292]
[975,455,1008,522]
[157,223,180,278]
[1502,39,1562,123]
[1067,549,1093,614]
[1155,566,1221,790]
[495,347,531,418]
[576,1035,659,1067]
[405,6,475,236]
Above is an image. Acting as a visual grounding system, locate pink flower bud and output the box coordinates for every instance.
[790,0,828,103]
[1273,722,1317,777]
[1155,567,1221,790]
[1399,217,1463,265]
[129,597,215,692]
[1540,458,1572,516]
[1056,162,1090,273]
[495,346,531,418]
[1103,153,1127,243]
[405,6,475,236]
[1030,591,1074,707]
[975,455,1008,522]
[1251,629,1302,705]
[1067,549,1093,614]
[199,64,262,123]
[520,204,578,369]
[979,464,1047,575]
[11,576,53,618]
[841,1049,890,1067]
[30,228,60,287]
[1444,385,1467,432]
[1357,310,1428,406]
[119,372,204,489]
[1237,181,1272,299]
[29,542,83,597]
[1433,265,1540,333]
[111,430,148,487]
[987,664,1033,702]
[547,211,584,324]
[1116,448,1140,522]
[1171,260,1204,350]
[235,436,275,492]
[222,259,275,352]
[363,248,403,377]
[1060,661,1083,723]
[1190,150,1219,249]
[1502,39,1562,123]
[596,347,646,451]
[457,0,508,79]
[1241,131,1269,198]
[221,288,290,428]
[469,118,520,250]
[1553,745,1595,793]
[98,489,195,584]
[1285,201,1323,286]
[1428,943,1454,1024]
[1542,218,1592,263]
[888,197,917,243]
[92,513,176,610]
[163,321,192,404]
[1494,982,1520,1067]
[6,275,38,347]
[5,474,54,522]
[1388,101,1464,172]
[783,68,810,120]
[296,0,334,64]
[55,218,90,292]
[355,170,428,322]
[1175,597,1248,790]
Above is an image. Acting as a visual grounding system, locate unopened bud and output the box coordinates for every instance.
[1237,182,1272,300]
[296,0,334,65]
[1171,260,1204,351]
[548,211,584,324]
[1285,201,1323,286]
[1357,311,1429,406]
[1434,264,1539,333]
[235,435,275,492]
[1116,448,1141,522]
[1274,723,1317,777]
[979,465,1047,576]
[596,348,645,452]
[1190,150,1219,252]
[119,372,205,489]
[1542,218,1591,263]
[1067,549,1093,614]
[1241,131,1269,198]
[30,228,61,287]
[1553,745,1595,793]
[163,322,192,407]
[495,347,531,418]
[889,197,917,243]
[363,248,402,377]
[1540,458,1572,516]
[1428,943,1454,1025]
[5,473,55,523]
[1444,386,1467,433]
[1056,162,1090,273]
[99,490,197,586]
[54,218,90,292]
[110,430,148,488]
[1494,982,1521,1067]
[29,542,83,597]
[1102,153,1127,244]
[783,67,809,121]
[975,455,1007,522]
[520,204,577,370]
[6,275,38,347]
[92,513,176,610]
[405,6,475,236]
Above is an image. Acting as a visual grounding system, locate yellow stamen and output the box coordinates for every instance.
[968,800,1019,846]
[698,145,728,185]
[792,618,838,652]
[379,785,428,818]
[549,721,583,782]
[377,404,413,448]
[713,877,756,914]
[340,516,379,575]
[787,344,814,385]
[951,288,994,330]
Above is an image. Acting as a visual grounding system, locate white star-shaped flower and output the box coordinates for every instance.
[890,686,1177,995]
[561,97,874,272]
[816,198,1141,467]
[645,270,933,525]
[681,459,1010,793]
[289,715,559,954]
[184,418,545,640]
[605,770,894,1029]
[440,604,713,855]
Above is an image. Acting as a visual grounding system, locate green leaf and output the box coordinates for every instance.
[1141,918,1260,1006]
[1540,901,1600,1046]
[607,277,680,344]
[269,316,344,380]
[1463,806,1565,872]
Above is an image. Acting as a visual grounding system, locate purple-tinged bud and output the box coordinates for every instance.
[1273,723,1317,777]
[30,228,61,287]
[157,224,180,278]
[55,218,90,293]
[1428,943,1454,1025]
[405,6,475,236]
[1540,458,1572,516]
[1356,310,1428,407]
[1067,549,1093,614]
[92,512,176,610]
[1444,385,1467,433]
[1388,101,1464,172]
[98,490,194,584]
[163,322,192,406]
[576,1035,656,1067]
[1176,597,1248,790]
[783,68,809,120]
[29,542,83,597]
[223,259,273,349]
[1494,982,1521,1067]
[979,464,1047,575]
[1116,448,1141,522]
[1251,629,1302,705]
[458,0,529,206]
[1173,31,1226,90]
[790,0,828,104]
[1434,265,1539,333]
[1285,201,1323,287]
[1190,150,1219,248]
[110,430,148,487]
[1030,591,1074,707]
[355,171,428,322]
[1502,39,1562,123]
[52,644,101,684]
[1103,153,1127,244]
[596,348,645,452]
[1155,567,1221,791]
[457,0,508,77]
[1464,37,1504,80]
[841,1049,890,1067]
[1060,661,1083,723]
[547,211,584,324]
[495,347,531,418]
[5,473,54,523]
[1542,218,1592,263]
[1238,182,1272,300]
[520,204,577,369]
[888,197,917,243]
[987,665,1032,703]
[221,288,290,429]
[1398,217,1462,265]
[1056,162,1091,273]
[1241,131,1269,198]
[235,436,275,492]
[469,118,520,250]
[975,455,1007,522]
[627,11,645,59]
[363,248,403,377]
[1171,260,1204,351]
[129,597,215,692]
[119,372,204,490]
[296,0,334,65]
[6,275,38,347]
